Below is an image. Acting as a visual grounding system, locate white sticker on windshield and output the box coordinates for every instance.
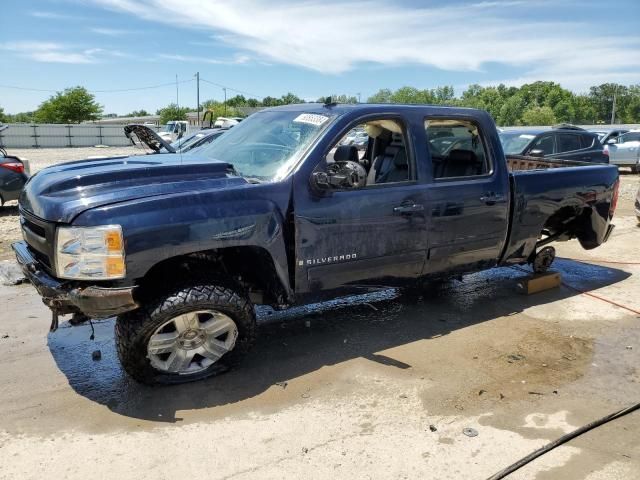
[293,113,329,126]
[520,134,535,139]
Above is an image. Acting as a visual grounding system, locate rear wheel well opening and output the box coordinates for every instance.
[529,206,584,262]
[136,247,288,307]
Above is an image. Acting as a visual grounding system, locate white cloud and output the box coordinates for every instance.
[90,27,133,36]
[90,0,640,89]
[0,41,126,64]
[30,11,76,20]
[157,53,250,65]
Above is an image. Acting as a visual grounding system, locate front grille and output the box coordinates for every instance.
[19,208,56,274]
[22,217,46,238]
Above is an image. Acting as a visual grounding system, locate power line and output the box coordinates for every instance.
[199,78,261,99]
[0,79,195,94]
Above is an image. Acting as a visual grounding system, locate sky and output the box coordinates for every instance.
[1,0,639,115]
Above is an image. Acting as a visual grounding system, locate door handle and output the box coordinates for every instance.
[393,201,424,214]
[480,193,506,205]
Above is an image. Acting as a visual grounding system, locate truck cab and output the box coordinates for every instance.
[158,120,189,142]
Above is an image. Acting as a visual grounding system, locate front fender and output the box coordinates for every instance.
[72,181,293,296]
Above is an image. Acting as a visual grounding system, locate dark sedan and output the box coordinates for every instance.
[499,126,608,163]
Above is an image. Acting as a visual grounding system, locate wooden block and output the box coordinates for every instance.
[516,271,561,295]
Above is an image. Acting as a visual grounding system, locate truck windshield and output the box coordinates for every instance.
[499,132,536,155]
[190,110,336,181]
[162,123,176,132]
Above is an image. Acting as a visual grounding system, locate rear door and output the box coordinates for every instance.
[554,132,605,162]
[423,116,510,275]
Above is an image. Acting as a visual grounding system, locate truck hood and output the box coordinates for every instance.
[20,154,244,223]
[124,124,175,153]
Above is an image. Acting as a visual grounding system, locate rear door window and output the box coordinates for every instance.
[556,133,581,153]
[425,119,491,179]
[580,134,595,149]
[530,134,555,155]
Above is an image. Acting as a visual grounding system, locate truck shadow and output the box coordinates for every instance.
[47,259,631,423]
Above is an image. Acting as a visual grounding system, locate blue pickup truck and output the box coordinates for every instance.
[13,103,619,384]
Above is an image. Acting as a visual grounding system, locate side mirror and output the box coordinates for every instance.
[528,149,545,157]
[311,161,365,191]
[311,171,331,190]
[606,138,617,145]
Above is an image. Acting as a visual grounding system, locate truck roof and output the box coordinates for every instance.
[261,102,486,116]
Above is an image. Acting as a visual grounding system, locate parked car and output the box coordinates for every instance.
[499,125,608,163]
[0,156,29,207]
[636,185,640,223]
[590,128,629,145]
[125,124,228,154]
[13,103,619,384]
[604,130,640,172]
[0,126,30,207]
[340,130,369,150]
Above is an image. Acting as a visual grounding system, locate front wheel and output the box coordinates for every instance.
[115,283,256,385]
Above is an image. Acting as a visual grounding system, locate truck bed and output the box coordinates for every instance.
[506,154,594,171]
[502,159,619,264]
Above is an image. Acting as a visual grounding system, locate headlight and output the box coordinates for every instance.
[55,225,125,280]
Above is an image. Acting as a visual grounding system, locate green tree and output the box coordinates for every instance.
[127,109,150,117]
[261,96,282,107]
[157,103,190,125]
[0,106,6,123]
[367,89,393,103]
[34,86,103,123]
[589,83,627,123]
[497,94,525,126]
[521,105,557,126]
[280,92,303,105]
[226,95,247,107]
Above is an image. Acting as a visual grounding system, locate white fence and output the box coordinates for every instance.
[0,123,159,148]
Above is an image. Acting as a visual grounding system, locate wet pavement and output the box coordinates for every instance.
[0,210,639,478]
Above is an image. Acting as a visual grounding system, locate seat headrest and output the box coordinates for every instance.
[448,149,477,163]
[391,132,404,146]
[393,148,408,168]
[334,145,360,162]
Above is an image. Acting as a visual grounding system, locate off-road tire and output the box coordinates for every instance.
[115,283,256,385]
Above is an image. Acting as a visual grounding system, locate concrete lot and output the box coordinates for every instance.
[0,150,638,479]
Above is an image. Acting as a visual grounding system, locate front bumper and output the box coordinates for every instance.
[12,241,138,318]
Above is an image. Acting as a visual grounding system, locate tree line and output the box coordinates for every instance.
[1,82,638,126]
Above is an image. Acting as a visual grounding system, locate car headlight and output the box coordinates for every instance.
[55,225,125,280]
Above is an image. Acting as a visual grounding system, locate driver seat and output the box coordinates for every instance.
[367,133,405,184]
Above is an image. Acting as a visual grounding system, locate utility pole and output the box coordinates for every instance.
[357,92,361,103]
[223,87,227,115]
[195,72,200,126]
[611,89,617,125]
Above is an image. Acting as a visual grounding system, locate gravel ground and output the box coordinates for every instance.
[0,148,639,478]
[1,212,639,479]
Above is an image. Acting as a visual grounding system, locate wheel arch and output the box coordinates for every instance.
[135,246,292,308]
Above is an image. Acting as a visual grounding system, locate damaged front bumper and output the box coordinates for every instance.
[12,241,139,319]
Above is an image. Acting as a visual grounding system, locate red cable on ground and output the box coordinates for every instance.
[560,282,640,316]
[509,265,640,316]
[562,258,640,266]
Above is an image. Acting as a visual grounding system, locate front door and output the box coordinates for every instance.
[293,117,429,294]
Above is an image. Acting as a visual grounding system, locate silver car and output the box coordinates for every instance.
[636,185,640,223]
[605,130,640,172]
